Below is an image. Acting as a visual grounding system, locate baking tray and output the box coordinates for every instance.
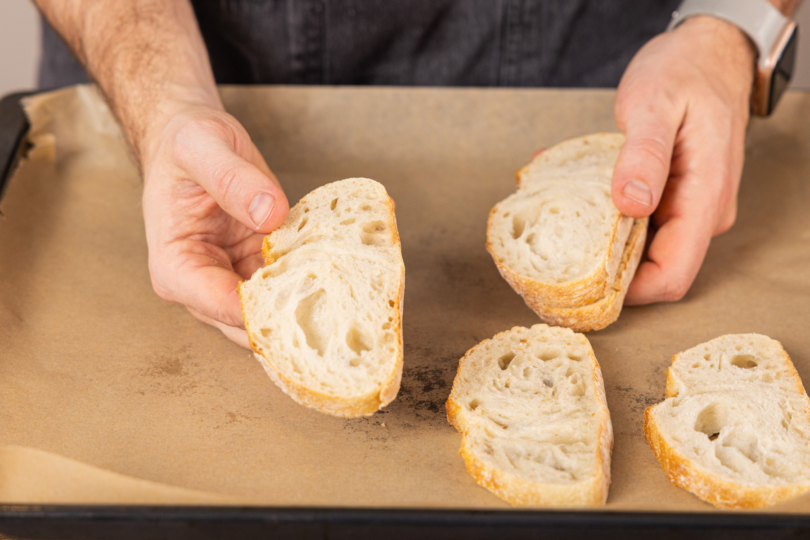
[1,88,809,540]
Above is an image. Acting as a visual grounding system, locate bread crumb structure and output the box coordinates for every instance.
[645,334,810,509]
[486,133,647,331]
[239,178,405,418]
[446,324,612,507]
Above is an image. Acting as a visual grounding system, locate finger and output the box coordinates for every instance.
[174,120,289,234]
[151,240,246,328]
[187,306,251,349]
[612,89,682,219]
[624,213,711,304]
[625,111,734,304]
[233,252,265,280]
[222,233,265,279]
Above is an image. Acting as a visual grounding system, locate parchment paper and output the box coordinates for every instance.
[1,84,809,512]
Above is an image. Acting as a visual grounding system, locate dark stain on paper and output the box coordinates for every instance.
[340,343,462,440]
[135,345,201,397]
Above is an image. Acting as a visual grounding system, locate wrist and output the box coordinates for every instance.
[676,16,756,94]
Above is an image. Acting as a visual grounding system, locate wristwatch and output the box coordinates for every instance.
[668,0,798,116]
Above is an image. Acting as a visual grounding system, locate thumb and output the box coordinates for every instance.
[612,95,681,219]
[175,123,289,233]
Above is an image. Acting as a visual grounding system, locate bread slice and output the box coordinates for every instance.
[486,133,645,330]
[446,324,613,507]
[645,334,810,509]
[239,178,405,418]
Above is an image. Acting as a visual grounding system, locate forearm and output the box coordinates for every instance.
[33,0,220,162]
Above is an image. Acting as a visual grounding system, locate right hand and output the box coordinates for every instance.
[140,104,289,347]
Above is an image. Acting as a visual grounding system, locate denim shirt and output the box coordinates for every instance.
[40,0,679,90]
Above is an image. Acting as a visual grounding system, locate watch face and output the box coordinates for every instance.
[769,26,798,115]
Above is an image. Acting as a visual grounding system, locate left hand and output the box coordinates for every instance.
[611,16,756,304]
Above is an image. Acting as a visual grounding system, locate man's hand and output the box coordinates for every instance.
[34,0,288,346]
[141,105,288,347]
[611,16,756,304]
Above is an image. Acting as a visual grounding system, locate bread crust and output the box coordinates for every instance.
[446,325,612,507]
[239,179,405,418]
[526,217,647,332]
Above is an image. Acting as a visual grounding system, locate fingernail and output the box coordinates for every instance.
[623,180,653,206]
[249,192,276,229]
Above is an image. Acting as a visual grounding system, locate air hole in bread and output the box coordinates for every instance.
[498,352,516,370]
[349,358,361,367]
[346,325,373,356]
[260,328,271,337]
[297,216,309,232]
[694,402,728,441]
[388,300,395,307]
[543,377,554,388]
[539,349,560,361]
[340,218,356,225]
[361,221,390,246]
[382,322,390,330]
[568,373,585,396]
[330,198,338,211]
[304,207,310,213]
[567,353,582,361]
[731,355,758,369]
[565,367,575,378]
[295,289,330,356]
[503,212,510,218]
[511,215,526,239]
[469,399,481,411]
[361,204,372,211]
[549,207,559,214]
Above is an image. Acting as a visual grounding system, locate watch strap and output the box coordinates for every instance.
[668,0,788,67]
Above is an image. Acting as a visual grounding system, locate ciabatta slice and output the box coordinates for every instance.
[239,178,405,417]
[487,133,636,311]
[446,325,612,507]
[645,334,810,509]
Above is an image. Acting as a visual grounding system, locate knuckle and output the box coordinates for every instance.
[715,209,737,236]
[662,277,690,302]
[630,136,671,176]
[211,162,244,202]
[148,270,175,303]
